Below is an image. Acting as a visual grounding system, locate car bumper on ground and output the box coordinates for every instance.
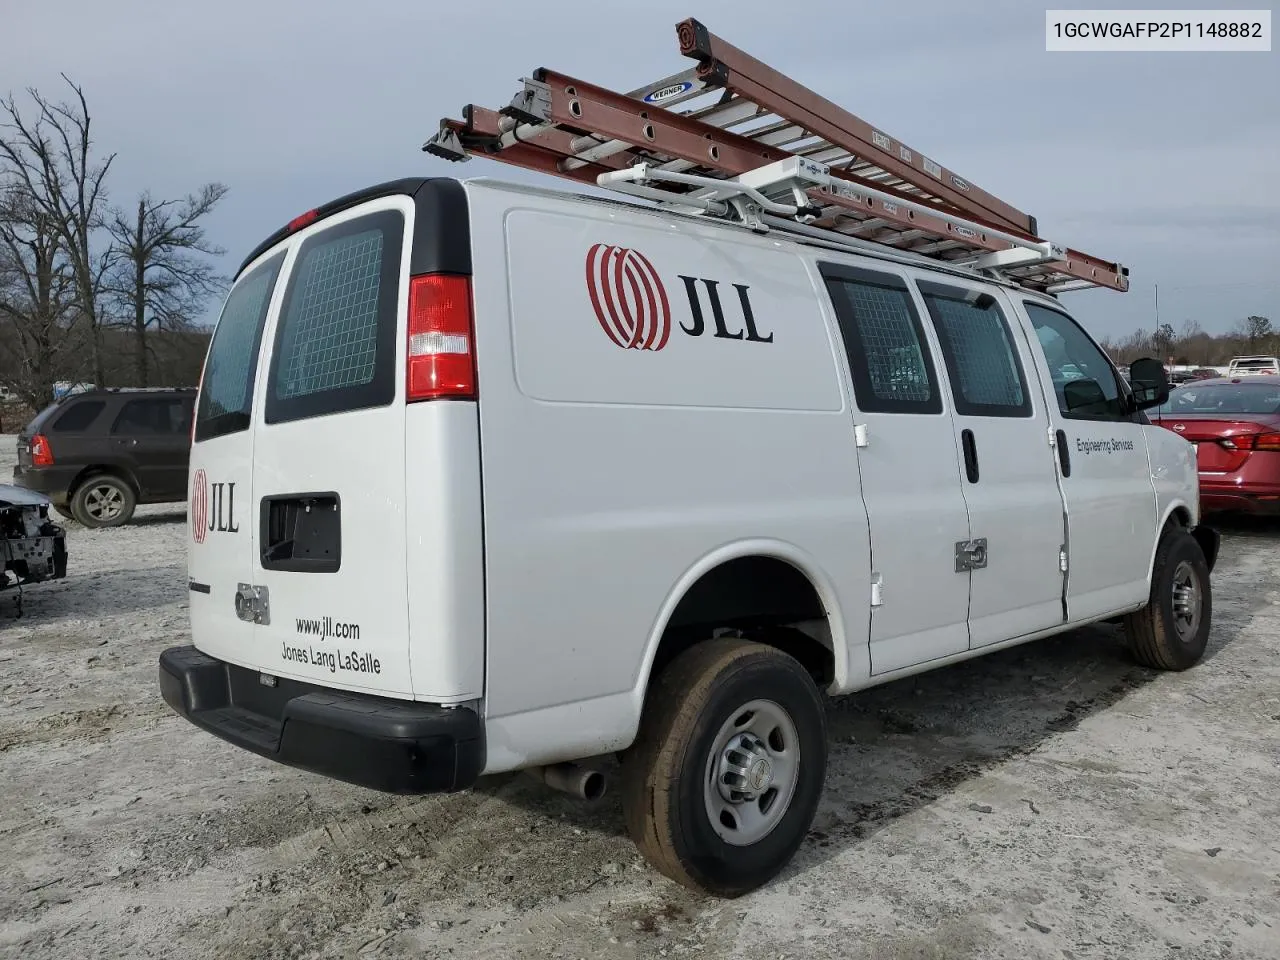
[158,645,485,794]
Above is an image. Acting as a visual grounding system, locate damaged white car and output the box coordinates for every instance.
[1,483,68,598]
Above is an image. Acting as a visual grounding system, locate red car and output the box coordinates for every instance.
[1151,375,1280,516]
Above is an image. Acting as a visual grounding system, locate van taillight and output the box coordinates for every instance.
[406,274,476,402]
[31,434,54,467]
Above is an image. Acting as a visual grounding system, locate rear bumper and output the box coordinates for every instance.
[11,465,75,503]
[1200,488,1280,516]
[158,645,484,794]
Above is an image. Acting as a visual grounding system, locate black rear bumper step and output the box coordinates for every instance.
[158,645,484,794]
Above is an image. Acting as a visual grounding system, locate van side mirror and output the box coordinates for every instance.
[1128,357,1170,410]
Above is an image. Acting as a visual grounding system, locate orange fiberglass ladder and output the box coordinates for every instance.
[423,17,1128,296]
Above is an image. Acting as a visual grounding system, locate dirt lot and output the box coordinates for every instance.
[2,436,1278,960]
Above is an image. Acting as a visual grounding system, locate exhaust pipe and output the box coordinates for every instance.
[526,762,607,801]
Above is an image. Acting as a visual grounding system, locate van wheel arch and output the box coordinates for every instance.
[1156,504,1217,574]
[643,553,839,698]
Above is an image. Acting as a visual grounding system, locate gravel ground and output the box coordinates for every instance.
[2,433,1279,960]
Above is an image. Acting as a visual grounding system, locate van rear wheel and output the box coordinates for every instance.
[1123,527,1211,671]
[619,638,827,898]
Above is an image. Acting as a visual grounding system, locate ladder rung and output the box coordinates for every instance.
[421,17,1129,295]
[675,17,1036,236]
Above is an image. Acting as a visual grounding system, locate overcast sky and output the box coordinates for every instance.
[4,0,1277,339]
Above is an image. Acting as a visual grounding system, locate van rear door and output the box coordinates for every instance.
[190,180,483,704]
[248,197,415,697]
[188,251,287,666]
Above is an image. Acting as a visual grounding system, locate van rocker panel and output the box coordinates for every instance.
[158,645,484,794]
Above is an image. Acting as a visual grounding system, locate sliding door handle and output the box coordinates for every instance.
[961,428,979,483]
[1056,429,1071,477]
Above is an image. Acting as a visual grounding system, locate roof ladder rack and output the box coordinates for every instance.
[423,17,1129,295]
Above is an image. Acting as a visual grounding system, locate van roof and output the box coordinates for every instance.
[239,174,1065,310]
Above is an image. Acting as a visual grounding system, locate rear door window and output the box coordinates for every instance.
[195,252,287,442]
[52,400,106,433]
[264,209,405,424]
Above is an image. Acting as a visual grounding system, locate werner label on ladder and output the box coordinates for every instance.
[423,16,1129,296]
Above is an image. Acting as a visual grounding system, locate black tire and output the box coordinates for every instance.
[51,504,75,522]
[1123,526,1212,671]
[70,474,137,528]
[619,638,827,898]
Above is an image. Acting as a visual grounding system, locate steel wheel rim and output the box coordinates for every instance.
[703,698,800,847]
[1171,559,1201,643]
[85,484,125,522]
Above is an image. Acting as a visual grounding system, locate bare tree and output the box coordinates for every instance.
[106,184,227,385]
[1241,315,1273,351]
[0,75,115,386]
[0,181,85,408]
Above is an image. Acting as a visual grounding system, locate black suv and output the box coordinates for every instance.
[13,388,196,528]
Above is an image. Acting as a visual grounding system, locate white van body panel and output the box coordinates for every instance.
[404,400,486,703]
[1144,422,1201,571]
[464,183,873,770]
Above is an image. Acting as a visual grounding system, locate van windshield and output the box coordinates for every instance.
[194,253,286,443]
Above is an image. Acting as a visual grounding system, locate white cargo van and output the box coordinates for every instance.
[160,174,1220,898]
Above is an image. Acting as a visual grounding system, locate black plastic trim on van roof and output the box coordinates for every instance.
[234,177,472,280]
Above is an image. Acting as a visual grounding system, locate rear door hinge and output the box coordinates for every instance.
[870,572,884,607]
[854,422,870,448]
[1059,545,1068,573]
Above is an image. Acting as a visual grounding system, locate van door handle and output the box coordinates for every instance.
[961,429,979,483]
[1055,429,1071,477]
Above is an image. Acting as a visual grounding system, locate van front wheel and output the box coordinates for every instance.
[1123,527,1212,671]
[619,638,827,898]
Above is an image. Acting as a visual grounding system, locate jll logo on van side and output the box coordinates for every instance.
[191,468,239,542]
[585,244,774,352]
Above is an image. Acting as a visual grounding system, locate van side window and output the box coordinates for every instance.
[819,264,942,415]
[52,400,105,433]
[918,281,1031,418]
[194,252,286,443]
[1024,302,1127,421]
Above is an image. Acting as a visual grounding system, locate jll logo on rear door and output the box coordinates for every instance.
[191,468,239,541]
[191,469,208,543]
